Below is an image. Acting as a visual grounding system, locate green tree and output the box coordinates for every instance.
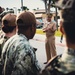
[21,6,29,11]
[41,0,51,14]
[41,0,59,30]
[18,9,21,13]
[33,9,36,11]
[42,0,47,13]
[41,0,58,14]
[10,8,14,11]
[6,7,9,11]
[51,0,59,30]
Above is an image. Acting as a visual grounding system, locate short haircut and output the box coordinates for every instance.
[2,13,16,33]
[62,9,75,43]
[47,13,53,18]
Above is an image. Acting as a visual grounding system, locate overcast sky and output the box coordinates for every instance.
[0,0,45,11]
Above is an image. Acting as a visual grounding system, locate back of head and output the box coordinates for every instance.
[2,13,17,33]
[16,11,36,39]
[55,0,75,43]
[17,11,36,28]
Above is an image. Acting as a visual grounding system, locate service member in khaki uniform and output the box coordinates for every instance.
[43,13,57,64]
[39,0,75,75]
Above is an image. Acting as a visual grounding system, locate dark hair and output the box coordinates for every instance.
[2,26,16,33]
[2,20,16,33]
[62,9,75,43]
[47,13,53,18]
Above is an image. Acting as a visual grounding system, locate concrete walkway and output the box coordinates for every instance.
[30,34,66,69]
[33,34,66,47]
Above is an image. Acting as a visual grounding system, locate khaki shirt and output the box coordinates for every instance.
[43,21,57,37]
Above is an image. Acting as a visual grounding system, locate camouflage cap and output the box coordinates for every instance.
[2,13,17,27]
[55,0,75,9]
[16,11,36,27]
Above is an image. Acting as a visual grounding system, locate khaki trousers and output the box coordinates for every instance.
[45,36,57,62]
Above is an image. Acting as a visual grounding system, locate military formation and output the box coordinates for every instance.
[0,0,75,75]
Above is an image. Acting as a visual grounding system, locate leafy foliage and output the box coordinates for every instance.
[21,6,29,11]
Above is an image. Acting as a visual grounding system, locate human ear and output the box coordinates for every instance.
[16,25,18,32]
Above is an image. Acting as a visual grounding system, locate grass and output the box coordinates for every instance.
[36,28,62,37]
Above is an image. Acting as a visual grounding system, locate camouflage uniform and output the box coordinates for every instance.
[0,30,7,75]
[1,34,41,75]
[0,13,17,58]
[39,48,75,75]
[0,30,8,58]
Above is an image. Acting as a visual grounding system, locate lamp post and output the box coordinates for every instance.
[21,0,23,11]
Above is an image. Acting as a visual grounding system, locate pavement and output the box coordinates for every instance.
[33,34,66,47]
[29,34,66,69]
